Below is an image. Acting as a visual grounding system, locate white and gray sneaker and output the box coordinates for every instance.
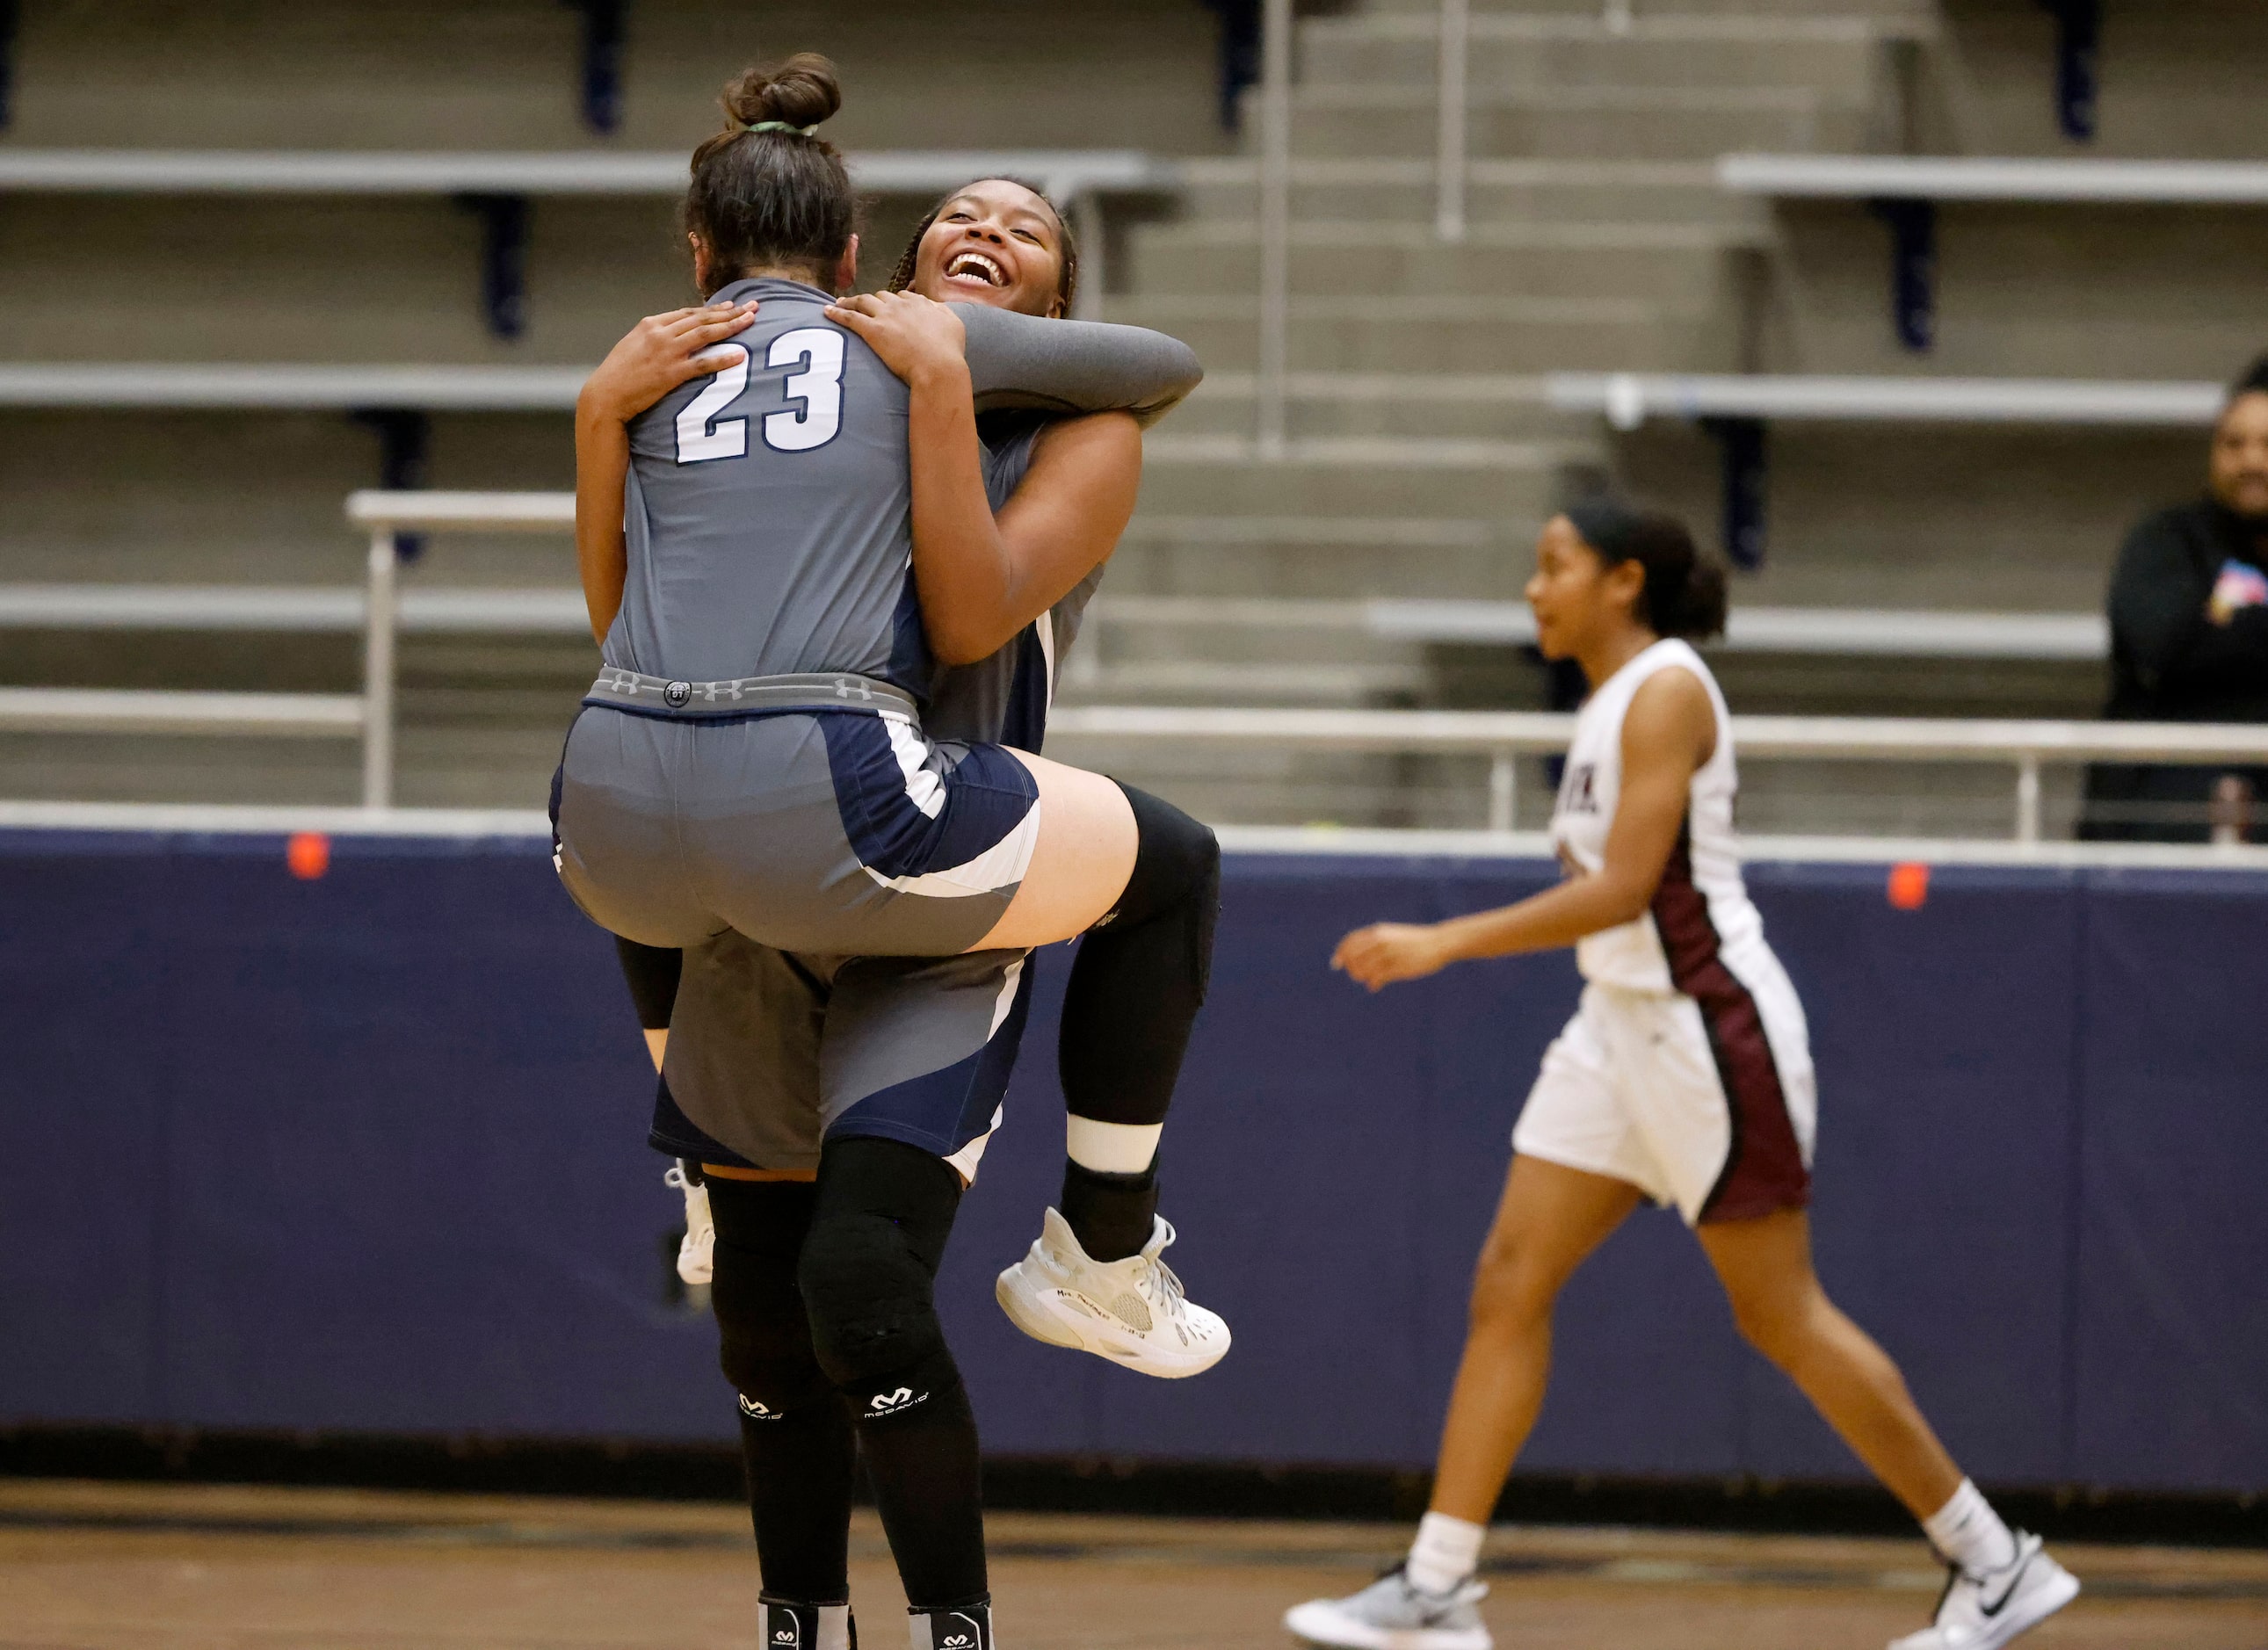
[994,1207,1229,1378]
[1890,1531,2080,1650]
[1285,1566,1491,1650]
[664,1162,714,1288]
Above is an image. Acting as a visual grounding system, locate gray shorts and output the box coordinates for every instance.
[652,930,1035,1181]
[554,671,1042,958]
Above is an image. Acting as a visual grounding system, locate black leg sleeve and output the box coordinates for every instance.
[1055,784,1220,1259]
[708,1177,854,1603]
[799,1137,987,1610]
[1057,785,1219,1128]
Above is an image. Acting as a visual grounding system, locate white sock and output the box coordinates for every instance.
[1405,1510,1484,1594]
[1066,1116,1163,1176]
[1922,1479,2017,1575]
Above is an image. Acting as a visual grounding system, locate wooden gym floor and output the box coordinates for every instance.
[2,1478,2263,1650]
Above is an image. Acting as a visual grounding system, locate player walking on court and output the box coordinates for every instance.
[1286,499,2080,1650]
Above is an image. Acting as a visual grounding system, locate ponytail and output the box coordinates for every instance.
[1562,496,1728,641]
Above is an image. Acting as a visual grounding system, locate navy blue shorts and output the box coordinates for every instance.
[652,936,1037,1182]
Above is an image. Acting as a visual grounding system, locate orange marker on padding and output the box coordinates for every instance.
[286,831,331,880]
[1887,861,1929,910]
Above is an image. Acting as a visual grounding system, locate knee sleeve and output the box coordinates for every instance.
[797,1139,965,1415]
[709,1179,832,1416]
[616,937,684,1031]
[1058,784,1221,1128]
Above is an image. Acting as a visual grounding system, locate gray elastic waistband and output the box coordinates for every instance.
[585,669,917,720]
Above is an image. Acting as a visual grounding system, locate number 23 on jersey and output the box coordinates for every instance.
[675,327,844,463]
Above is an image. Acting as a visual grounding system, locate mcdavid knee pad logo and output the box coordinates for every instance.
[738,1392,780,1422]
[912,1606,989,1650]
[866,1385,928,1416]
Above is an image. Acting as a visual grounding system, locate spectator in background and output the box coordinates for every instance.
[2083,355,2268,841]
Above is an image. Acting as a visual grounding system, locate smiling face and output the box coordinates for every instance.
[2212,391,2268,520]
[1525,515,1648,662]
[908,178,1069,316]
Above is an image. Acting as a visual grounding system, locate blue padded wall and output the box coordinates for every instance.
[0,830,2259,1494]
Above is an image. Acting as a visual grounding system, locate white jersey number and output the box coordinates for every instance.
[763,328,844,452]
[673,347,750,463]
[671,329,845,464]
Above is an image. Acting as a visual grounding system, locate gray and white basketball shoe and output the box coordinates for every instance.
[1285,1566,1491,1650]
[1889,1531,2080,1650]
[995,1207,1229,1378]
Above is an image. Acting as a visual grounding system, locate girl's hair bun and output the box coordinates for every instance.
[721,53,842,132]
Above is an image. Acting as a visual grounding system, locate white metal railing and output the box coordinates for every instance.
[1435,0,1470,242]
[1046,706,2268,845]
[347,491,576,807]
[15,489,2268,843]
[1256,0,1294,458]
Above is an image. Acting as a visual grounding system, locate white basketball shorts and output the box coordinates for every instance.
[1511,944,1818,1226]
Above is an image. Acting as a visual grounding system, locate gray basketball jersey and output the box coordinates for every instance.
[604,278,1195,696]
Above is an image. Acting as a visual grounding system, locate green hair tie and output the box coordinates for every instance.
[743,120,817,137]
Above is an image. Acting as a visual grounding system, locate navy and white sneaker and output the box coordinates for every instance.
[1285,1565,1490,1650]
[1889,1531,2080,1650]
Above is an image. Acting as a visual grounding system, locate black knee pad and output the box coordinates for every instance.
[709,1179,833,1417]
[1100,784,1221,959]
[797,1139,965,1415]
[1058,785,1221,1127]
[615,937,684,1031]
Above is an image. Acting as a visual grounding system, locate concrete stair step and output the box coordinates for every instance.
[1358,0,1931,18]
[1127,218,1752,300]
[1138,434,1578,516]
[1175,156,1757,227]
[1270,85,1866,160]
[1168,373,1594,441]
[1303,18,1892,98]
[1105,294,1735,373]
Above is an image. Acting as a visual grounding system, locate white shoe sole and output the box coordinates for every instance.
[1888,1560,2081,1650]
[1975,1563,2080,1650]
[1282,1599,1491,1650]
[994,1263,1228,1379]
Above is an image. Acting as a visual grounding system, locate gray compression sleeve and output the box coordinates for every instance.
[953,304,1202,429]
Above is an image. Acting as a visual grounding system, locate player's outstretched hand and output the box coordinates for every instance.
[825,290,968,389]
[579,300,760,425]
[1332,923,1453,992]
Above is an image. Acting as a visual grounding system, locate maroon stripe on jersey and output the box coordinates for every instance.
[1650,826,1809,1223]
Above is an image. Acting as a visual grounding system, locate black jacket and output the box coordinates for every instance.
[2105,496,2268,724]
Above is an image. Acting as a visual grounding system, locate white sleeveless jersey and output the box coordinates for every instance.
[1549,639,1769,993]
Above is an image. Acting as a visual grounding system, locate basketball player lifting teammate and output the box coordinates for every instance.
[1285,501,2081,1650]
[559,57,1221,1650]
[592,178,1226,1383]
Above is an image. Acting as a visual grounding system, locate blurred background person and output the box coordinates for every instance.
[2084,355,2268,842]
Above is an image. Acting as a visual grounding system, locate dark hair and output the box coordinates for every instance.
[2228,352,2268,402]
[1562,496,1728,641]
[885,177,1080,315]
[684,54,855,293]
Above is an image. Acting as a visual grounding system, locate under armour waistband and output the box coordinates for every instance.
[584,669,919,720]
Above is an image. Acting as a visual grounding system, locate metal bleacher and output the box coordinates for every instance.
[5,0,2265,841]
